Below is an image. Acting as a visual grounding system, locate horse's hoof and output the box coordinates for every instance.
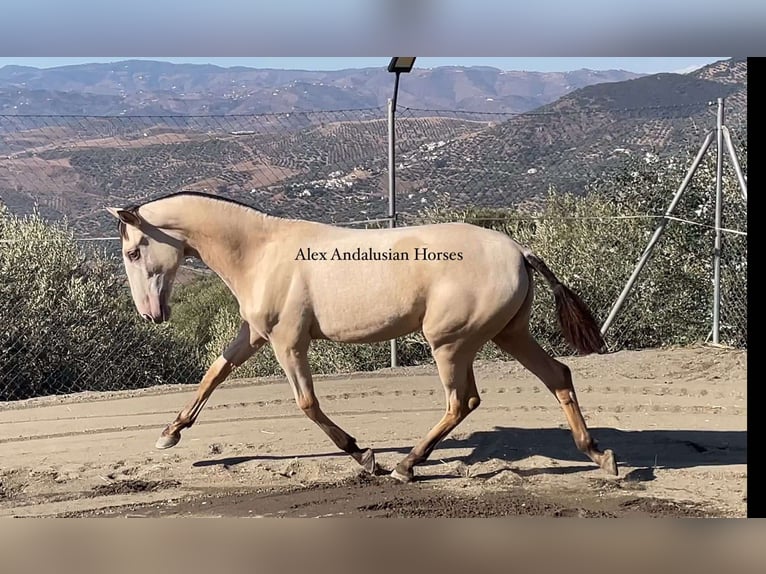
[600,449,618,476]
[359,449,377,475]
[390,468,413,484]
[155,430,181,449]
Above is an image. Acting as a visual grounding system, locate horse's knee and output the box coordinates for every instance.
[467,395,481,412]
[297,395,319,417]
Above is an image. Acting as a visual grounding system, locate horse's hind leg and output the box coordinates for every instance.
[271,340,377,475]
[156,321,264,449]
[493,330,617,475]
[391,346,480,483]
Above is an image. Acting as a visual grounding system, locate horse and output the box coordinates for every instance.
[106,191,617,482]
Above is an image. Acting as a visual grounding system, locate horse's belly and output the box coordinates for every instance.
[307,270,425,343]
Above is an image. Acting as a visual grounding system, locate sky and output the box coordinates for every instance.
[0,2,761,57]
[0,57,729,75]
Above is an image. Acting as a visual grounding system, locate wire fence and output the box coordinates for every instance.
[0,98,747,401]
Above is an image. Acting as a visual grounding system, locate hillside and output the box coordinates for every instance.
[384,58,747,213]
[0,58,746,235]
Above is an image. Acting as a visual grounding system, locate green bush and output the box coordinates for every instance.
[169,274,237,349]
[0,206,203,400]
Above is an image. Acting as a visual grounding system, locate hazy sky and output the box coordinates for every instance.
[0,57,727,74]
[1,1,761,56]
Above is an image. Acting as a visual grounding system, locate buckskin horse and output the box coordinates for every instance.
[107,192,617,482]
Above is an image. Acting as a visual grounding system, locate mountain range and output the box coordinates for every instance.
[0,60,644,116]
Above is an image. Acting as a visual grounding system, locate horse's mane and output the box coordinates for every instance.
[116,191,268,238]
[143,191,261,211]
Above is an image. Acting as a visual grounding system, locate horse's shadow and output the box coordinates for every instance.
[192,427,746,480]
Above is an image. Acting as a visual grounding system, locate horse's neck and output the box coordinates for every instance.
[163,199,276,295]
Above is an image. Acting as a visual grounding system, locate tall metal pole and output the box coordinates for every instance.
[712,98,725,345]
[601,130,715,337]
[387,71,401,368]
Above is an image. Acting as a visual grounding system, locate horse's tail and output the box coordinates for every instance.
[522,249,606,355]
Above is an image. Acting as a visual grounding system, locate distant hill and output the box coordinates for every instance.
[0,59,643,115]
[385,57,748,213]
[0,58,746,236]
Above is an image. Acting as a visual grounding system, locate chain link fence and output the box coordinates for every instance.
[0,108,490,236]
[0,100,747,401]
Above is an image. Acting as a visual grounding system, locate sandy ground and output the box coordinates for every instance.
[0,346,747,518]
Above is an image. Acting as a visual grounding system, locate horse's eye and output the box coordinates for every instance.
[126,249,141,262]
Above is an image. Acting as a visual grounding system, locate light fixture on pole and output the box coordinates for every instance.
[387,57,416,112]
[387,57,416,73]
[386,57,415,368]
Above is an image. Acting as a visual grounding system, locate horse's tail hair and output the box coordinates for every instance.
[522,249,606,355]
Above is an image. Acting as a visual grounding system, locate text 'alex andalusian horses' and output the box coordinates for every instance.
[107,192,617,482]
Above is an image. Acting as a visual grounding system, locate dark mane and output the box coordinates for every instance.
[115,191,269,237]
[143,191,264,212]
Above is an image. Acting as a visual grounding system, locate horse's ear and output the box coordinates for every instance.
[106,207,141,228]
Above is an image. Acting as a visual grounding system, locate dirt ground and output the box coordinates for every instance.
[0,346,747,518]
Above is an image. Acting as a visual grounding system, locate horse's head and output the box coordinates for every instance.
[106,206,186,324]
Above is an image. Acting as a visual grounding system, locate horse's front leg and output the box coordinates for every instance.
[156,322,264,449]
[271,336,377,475]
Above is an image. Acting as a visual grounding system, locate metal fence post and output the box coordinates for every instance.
[721,127,748,202]
[387,97,398,368]
[600,130,715,337]
[712,98,725,345]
